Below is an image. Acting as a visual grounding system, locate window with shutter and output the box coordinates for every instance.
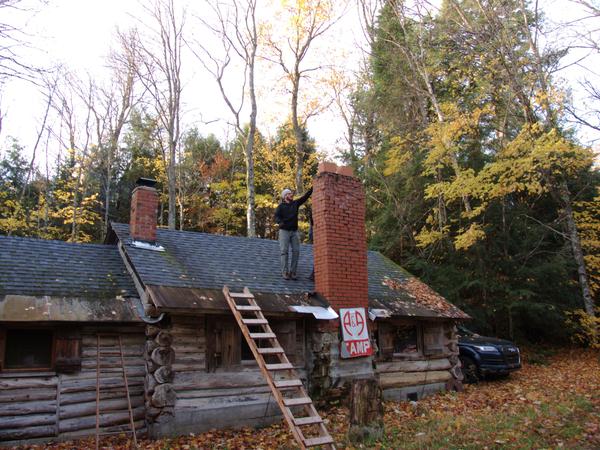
[54,329,82,373]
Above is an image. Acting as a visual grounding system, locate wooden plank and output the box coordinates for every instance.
[58,407,145,434]
[250,332,276,339]
[0,387,57,403]
[375,359,451,373]
[0,378,57,390]
[242,319,268,325]
[60,397,144,420]
[60,375,143,393]
[304,436,334,447]
[0,413,56,430]
[0,425,56,442]
[176,386,272,400]
[236,305,261,311]
[258,347,285,354]
[60,387,144,406]
[265,363,293,371]
[274,380,302,389]
[294,416,322,426]
[283,397,312,407]
[379,370,452,389]
[229,292,255,298]
[0,401,56,417]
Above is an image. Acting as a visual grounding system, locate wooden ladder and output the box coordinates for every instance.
[223,286,335,450]
[95,334,137,449]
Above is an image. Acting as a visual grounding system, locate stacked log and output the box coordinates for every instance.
[445,324,464,392]
[145,324,176,423]
[0,326,146,445]
[59,328,146,439]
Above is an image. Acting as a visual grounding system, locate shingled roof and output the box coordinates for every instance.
[0,236,140,322]
[110,223,467,319]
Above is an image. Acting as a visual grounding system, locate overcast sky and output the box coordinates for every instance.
[1,0,598,167]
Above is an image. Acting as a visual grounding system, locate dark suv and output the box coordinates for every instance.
[457,326,521,383]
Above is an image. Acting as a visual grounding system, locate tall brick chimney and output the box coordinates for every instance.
[313,162,369,312]
[130,178,158,242]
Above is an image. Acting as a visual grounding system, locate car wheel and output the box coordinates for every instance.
[460,355,480,383]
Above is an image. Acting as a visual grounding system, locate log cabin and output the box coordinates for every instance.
[0,162,468,445]
[0,236,147,444]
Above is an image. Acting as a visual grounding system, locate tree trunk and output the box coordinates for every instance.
[557,181,595,315]
[291,71,304,194]
[347,378,384,443]
[246,43,258,238]
[168,144,177,230]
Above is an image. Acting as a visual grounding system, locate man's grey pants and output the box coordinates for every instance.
[279,229,300,275]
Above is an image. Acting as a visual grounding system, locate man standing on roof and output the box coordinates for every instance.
[274,187,313,280]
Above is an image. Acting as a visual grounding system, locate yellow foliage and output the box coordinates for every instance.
[384,136,413,176]
[574,187,600,296]
[415,226,448,248]
[482,126,594,200]
[565,308,600,349]
[423,103,490,176]
[454,223,486,250]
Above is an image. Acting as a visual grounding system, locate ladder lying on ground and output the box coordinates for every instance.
[223,286,335,450]
[95,333,137,449]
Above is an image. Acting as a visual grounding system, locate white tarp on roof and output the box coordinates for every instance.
[289,305,339,320]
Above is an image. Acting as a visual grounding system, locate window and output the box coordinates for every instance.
[377,321,422,360]
[393,324,419,354]
[205,316,304,371]
[0,329,54,371]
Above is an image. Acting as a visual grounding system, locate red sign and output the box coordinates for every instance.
[339,308,372,358]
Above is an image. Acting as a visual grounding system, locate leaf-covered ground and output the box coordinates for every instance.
[16,348,600,449]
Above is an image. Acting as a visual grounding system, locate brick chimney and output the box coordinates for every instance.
[313,162,369,312]
[130,178,158,242]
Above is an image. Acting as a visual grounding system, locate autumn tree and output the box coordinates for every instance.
[266,0,343,193]
[131,0,184,230]
[351,0,599,339]
[191,0,261,237]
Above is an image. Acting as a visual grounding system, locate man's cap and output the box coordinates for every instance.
[281,188,293,199]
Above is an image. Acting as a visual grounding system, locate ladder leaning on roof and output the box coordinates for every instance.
[94,333,138,449]
[223,286,335,450]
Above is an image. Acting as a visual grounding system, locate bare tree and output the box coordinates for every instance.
[0,0,43,83]
[562,0,600,135]
[19,76,56,203]
[49,71,96,242]
[89,32,138,238]
[132,0,184,230]
[190,0,260,237]
[266,0,342,193]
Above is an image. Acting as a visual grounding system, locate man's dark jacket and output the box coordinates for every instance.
[274,188,313,231]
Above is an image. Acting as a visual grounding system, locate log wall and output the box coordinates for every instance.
[0,325,146,446]
[149,315,307,437]
[373,321,460,401]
